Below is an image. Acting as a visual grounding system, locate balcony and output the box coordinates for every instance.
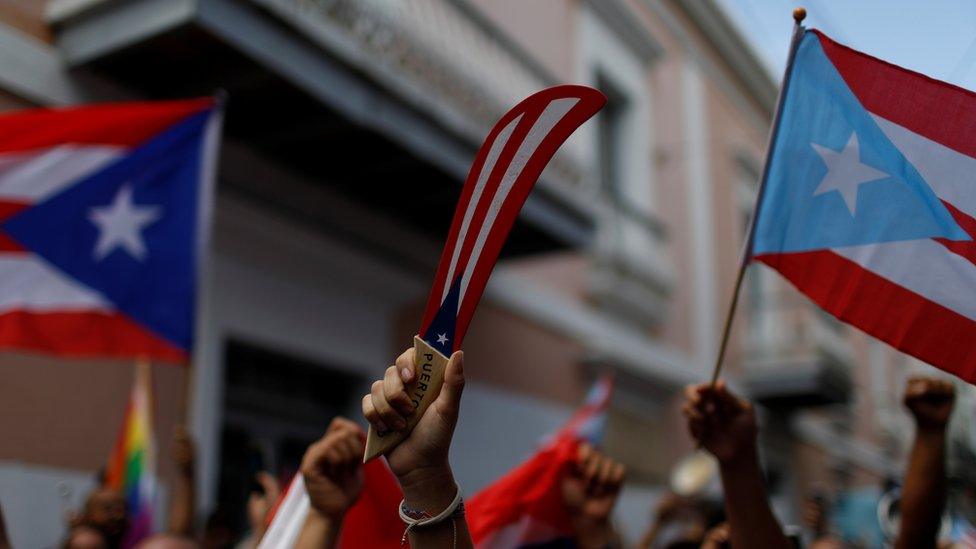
[742,293,853,409]
[588,199,672,328]
[46,0,598,264]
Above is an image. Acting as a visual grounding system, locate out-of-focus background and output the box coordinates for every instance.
[1,0,975,546]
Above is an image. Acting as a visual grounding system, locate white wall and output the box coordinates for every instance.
[0,462,97,548]
[190,195,426,511]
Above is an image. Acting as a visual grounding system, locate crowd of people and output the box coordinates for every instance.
[11,346,960,548]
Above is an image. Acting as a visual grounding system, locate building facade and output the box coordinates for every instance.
[0,0,959,546]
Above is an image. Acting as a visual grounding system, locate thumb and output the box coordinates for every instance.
[434,351,465,417]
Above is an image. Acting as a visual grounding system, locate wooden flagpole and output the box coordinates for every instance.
[708,8,808,384]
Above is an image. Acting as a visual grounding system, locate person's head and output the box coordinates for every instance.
[82,487,127,537]
[63,525,108,549]
[134,534,200,549]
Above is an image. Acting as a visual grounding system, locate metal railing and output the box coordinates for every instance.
[743,296,852,366]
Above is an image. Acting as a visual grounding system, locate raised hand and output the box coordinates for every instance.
[682,380,791,549]
[561,443,625,549]
[903,376,955,430]
[361,347,472,548]
[301,417,365,520]
[246,472,281,538]
[171,426,195,477]
[682,380,757,464]
[361,348,464,488]
[561,443,626,523]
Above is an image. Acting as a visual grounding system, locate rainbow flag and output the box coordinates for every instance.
[106,359,158,547]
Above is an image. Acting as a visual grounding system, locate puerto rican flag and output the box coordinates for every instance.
[0,99,220,363]
[467,376,613,548]
[752,29,976,383]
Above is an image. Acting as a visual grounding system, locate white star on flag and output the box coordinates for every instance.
[436,333,449,345]
[89,185,162,261]
[811,131,889,215]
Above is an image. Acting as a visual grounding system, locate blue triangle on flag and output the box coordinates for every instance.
[422,278,461,356]
[752,33,969,256]
[1,110,211,351]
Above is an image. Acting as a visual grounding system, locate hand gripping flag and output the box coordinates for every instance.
[749,28,976,383]
[364,85,606,460]
[467,376,613,548]
[0,99,220,363]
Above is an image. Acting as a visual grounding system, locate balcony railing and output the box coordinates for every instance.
[254,0,590,191]
[588,197,673,328]
[744,296,852,367]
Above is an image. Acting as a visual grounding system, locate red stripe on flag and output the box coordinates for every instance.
[418,105,541,335]
[935,201,976,267]
[0,233,27,253]
[0,200,28,221]
[756,250,976,382]
[815,30,976,159]
[0,201,30,252]
[0,98,213,153]
[453,95,605,345]
[0,310,187,363]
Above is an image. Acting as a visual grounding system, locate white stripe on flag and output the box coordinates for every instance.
[257,476,311,549]
[0,145,124,202]
[0,255,110,313]
[440,114,523,305]
[872,114,976,221]
[833,238,976,322]
[458,98,579,310]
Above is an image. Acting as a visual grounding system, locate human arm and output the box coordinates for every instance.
[895,377,955,549]
[362,348,471,549]
[295,417,365,549]
[561,443,625,549]
[168,426,196,536]
[682,380,790,549]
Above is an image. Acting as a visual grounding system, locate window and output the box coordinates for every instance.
[597,74,628,204]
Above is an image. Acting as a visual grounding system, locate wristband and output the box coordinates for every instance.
[399,486,464,545]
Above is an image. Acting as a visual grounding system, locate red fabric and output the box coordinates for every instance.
[935,201,976,266]
[757,250,976,382]
[815,30,976,159]
[0,98,213,153]
[0,310,187,363]
[467,436,579,546]
[338,458,405,549]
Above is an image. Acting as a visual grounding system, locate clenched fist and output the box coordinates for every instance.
[682,380,757,464]
[903,377,955,431]
[301,417,365,520]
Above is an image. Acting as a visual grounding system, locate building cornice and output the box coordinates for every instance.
[667,0,777,118]
[581,0,664,64]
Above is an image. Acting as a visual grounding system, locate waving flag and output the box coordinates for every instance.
[467,376,613,548]
[0,99,220,362]
[106,360,157,548]
[751,28,976,382]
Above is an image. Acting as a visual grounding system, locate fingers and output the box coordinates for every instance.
[575,444,626,497]
[384,365,416,416]
[255,471,280,500]
[396,348,415,383]
[370,378,407,432]
[434,351,465,418]
[302,419,365,480]
[362,347,417,435]
[904,376,956,402]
